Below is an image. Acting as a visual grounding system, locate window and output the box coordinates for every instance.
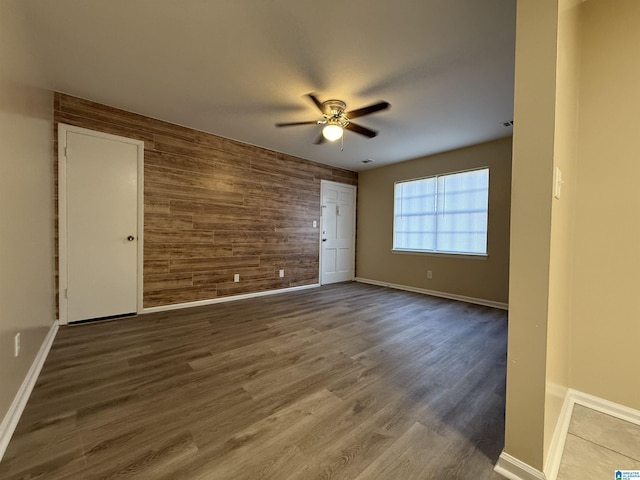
[393,168,489,255]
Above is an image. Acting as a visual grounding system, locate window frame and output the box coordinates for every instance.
[392,167,490,257]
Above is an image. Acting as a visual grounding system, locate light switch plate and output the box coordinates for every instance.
[554,167,563,199]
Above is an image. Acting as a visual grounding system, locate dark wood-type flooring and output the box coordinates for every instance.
[0,282,507,479]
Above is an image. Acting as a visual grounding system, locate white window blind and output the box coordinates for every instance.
[393,168,489,255]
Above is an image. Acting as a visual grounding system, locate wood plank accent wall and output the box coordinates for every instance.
[53,93,357,309]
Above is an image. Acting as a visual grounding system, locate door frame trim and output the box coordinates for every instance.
[319,180,357,285]
[57,123,144,325]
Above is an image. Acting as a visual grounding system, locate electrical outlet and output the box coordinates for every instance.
[233,274,240,282]
[427,270,433,279]
[279,269,284,278]
[312,220,317,228]
[14,333,20,357]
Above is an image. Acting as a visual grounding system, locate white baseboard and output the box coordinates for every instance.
[354,277,509,310]
[0,321,59,462]
[142,283,320,314]
[494,453,546,480]
[543,390,574,480]
[568,389,640,427]
[543,388,640,480]
[497,388,640,480]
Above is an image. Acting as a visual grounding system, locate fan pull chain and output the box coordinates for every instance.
[341,134,344,151]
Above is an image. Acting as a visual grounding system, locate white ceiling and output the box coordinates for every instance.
[20,0,516,171]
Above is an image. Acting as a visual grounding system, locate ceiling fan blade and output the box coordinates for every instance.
[346,101,390,119]
[306,93,325,113]
[345,122,378,138]
[314,133,326,145]
[275,120,319,127]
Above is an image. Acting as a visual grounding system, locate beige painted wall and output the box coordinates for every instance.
[503,0,558,469]
[505,0,640,472]
[569,0,640,410]
[543,0,582,462]
[357,137,512,305]
[0,1,55,422]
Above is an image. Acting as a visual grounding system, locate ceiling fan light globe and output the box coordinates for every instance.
[322,124,343,141]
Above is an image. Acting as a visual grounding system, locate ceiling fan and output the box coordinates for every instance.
[276,93,390,144]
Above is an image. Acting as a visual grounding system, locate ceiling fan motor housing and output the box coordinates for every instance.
[323,99,346,114]
[323,100,349,127]
[275,93,388,142]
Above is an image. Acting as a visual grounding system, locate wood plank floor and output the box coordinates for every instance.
[0,282,507,479]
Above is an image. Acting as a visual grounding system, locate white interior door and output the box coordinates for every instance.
[320,181,356,284]
[59,125,143,323]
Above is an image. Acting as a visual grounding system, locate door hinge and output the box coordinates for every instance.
[64,288,68,299]
[64,146,68,157]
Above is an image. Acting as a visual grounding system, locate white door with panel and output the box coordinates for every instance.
[320,181,356,284]
[59,125,143,323]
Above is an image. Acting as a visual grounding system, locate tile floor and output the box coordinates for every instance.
[557,404,640,480]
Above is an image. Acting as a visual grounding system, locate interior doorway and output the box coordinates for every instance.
[58,124,144,324]
[320,180,356,284]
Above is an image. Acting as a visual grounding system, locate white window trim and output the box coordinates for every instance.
[393,167,490,256]
[391,249,488,260]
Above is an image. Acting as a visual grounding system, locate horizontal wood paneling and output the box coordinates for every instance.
[54,93,357,309]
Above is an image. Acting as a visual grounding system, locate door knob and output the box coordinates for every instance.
[127,235,135,241]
